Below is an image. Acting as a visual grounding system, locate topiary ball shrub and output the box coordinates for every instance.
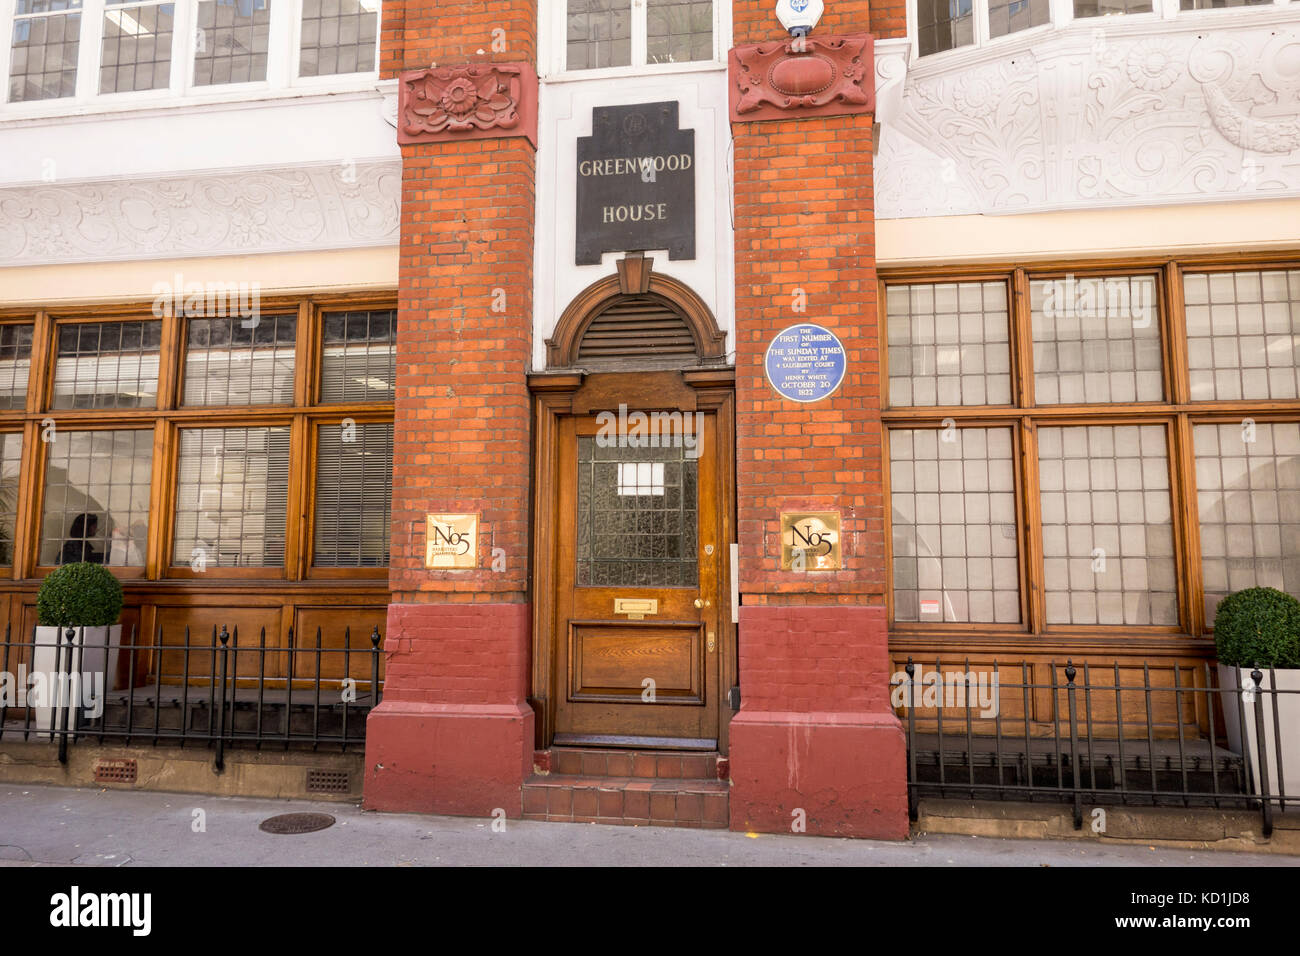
[1214,587,1300,669]
[36,563,124,628]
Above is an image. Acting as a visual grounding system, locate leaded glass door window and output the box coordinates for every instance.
[576,436,698,588]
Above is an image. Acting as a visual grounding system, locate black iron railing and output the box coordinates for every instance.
[894,658,1296,837]
[0,623,384,771]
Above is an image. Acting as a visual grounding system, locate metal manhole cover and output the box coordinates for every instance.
[259,812,336,835]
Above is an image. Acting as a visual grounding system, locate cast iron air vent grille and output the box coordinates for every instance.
[305,768,351,794]
[93,759,138,785]
[577,295,697,361]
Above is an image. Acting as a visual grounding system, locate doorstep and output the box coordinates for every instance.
[525,747,730,828]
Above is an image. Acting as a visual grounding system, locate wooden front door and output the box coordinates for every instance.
[552,411,722,748]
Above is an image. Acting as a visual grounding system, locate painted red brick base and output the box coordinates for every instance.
[727,605,908,839]
[363,603,533,817]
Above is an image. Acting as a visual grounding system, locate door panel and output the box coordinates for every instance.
[554,412,721,746]
[568,621,703,704]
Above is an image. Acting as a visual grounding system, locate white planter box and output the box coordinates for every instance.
[1217,663,1300,800]
[30,624,122,740]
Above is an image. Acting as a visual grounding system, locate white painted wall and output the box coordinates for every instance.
[532,69,736,371]
[0,89,398,187]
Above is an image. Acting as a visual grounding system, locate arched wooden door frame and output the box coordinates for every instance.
[530,254,736,751]
[544,254,727,370]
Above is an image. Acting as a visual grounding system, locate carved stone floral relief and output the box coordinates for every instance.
[0,162,401,266]
[875,19,1300,219]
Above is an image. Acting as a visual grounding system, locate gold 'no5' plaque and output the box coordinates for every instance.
[425,513,478,569]
[780,512,842,571]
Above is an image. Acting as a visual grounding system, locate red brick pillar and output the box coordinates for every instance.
[726,4,908,839]
[363,3,539,817]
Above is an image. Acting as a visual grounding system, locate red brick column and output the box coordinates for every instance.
[727,5,908,839]
[363,3,538,817]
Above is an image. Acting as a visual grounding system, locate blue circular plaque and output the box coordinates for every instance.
[764,324,847,403]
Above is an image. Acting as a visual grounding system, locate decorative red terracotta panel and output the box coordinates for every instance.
[728,34,874,123]
[397,61,538,148]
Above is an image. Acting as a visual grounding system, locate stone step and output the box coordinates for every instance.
[537,746,727,780]
[522,773,729,828]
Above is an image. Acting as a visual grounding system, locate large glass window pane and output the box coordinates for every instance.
[887,281,1012,407]
[1184,270,1300,401]
[8,1,82,102]
[1073,0,1152,15]
[173,426,290,568]
[1031,275,1163,404]
[1038,425,1178,625]
[40,429,152,566]
[183,314,296,406]
[51,320,162,409]
[1194,422,1300,625]
[566,0,631,70]
[100,1,174,93]
[299,0,378,77]
[987,0,1049,38]
[320,309,395,403]
[0,324,35,409]
[193,0,271,86]
[891,427,1020,623]
[916,0,973,57]
[646,0,712,65]
[0,433,23,566]
[313,421,392,567]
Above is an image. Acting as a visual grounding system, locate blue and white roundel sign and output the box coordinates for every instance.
[764,324,847,403]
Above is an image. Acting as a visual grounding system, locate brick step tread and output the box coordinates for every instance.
[523,774,729,827]
[545,748,721,779]
[524,773,727,794]
[522,814,727,829]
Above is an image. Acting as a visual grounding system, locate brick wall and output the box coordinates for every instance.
[381,0,536,75]
[870,3,909,38]
[732,110,884,604]
[731,0,872,45]
[365,0,538,817]
[389,136,535,605]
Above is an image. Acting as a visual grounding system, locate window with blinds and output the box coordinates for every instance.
[51,320,162,409]
[320,309,395,404]
[313,421,392,567]
[0,433,23,566]
[39,428,153,567]
[172,426,291,568]
[183,315,297,406]
[0,325,34,410]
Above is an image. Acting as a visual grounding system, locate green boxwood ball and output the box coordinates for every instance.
[1214,587,1300,669]
[36,563,124,628]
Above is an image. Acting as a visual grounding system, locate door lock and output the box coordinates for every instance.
[707,632,716,653]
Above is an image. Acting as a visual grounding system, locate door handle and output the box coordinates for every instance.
[694,598,711,609]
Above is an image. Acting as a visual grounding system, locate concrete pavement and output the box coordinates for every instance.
[1,784,1297,866]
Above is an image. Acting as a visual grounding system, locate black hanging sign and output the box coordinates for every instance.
[575,101,696,266]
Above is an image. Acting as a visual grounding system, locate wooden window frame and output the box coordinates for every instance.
[0,293,394,586]
[880,251,1300,643]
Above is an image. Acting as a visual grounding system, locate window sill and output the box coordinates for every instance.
[0,78,387,130]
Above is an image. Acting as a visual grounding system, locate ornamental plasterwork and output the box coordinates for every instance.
[0,161,401,267]
[875,17,1300,219]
